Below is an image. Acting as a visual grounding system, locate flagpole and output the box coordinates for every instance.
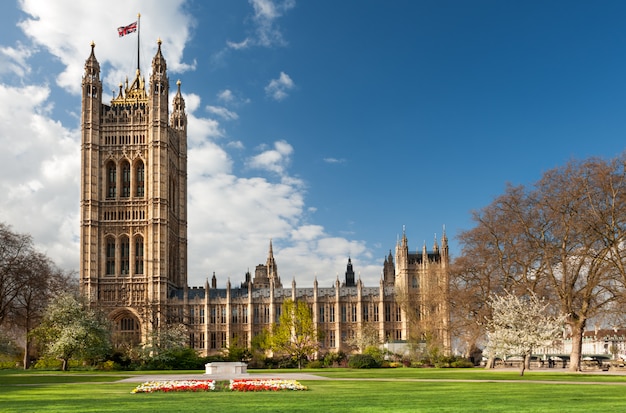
[137,12,141,73]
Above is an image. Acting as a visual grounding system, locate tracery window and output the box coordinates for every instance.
[134,236,144,274]
[106,162,116,199]
[121,161,131,198]
[105,238,115,275]
[120,236,130,275]
[136,161,144,197]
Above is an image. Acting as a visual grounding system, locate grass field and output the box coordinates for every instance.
[1,368,625,412]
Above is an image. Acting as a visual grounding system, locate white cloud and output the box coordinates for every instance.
[206,105,239,120]
[265,71,294,101]
[226,0,295,50]
[0,83,79,271]
[0,43,34,77]
[247,140,293,175]
[249,0,295,47]
[324,157,346,164]
[226,38,251,50]
[218,89,235,102]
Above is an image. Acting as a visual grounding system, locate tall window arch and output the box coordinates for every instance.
[121,161,131,198]
[134,235,144,275]
[106,161,116,199]
[105,237,115,275]
[120,236,130,275]
[113,313,141,349]
[135,161,145,197]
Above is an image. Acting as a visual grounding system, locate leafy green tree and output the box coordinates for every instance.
[270,299,321,369]
[33,294,111,371]
[222,335,252,362]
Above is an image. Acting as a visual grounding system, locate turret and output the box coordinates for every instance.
[81,42,102,132]
[343,257,356,287]
[149,39,169,121]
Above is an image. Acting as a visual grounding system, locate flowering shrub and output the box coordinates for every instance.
[131,380,215,393]
[229,379,308,392]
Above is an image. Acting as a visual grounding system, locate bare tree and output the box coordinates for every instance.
[0,223,34,326]
[454,155,626,371]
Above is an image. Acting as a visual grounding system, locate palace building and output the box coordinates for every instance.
[79,41,451,357]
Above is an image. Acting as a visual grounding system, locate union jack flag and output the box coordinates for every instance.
[117,21,137,37]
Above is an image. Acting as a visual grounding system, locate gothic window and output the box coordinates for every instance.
[374,306,379,322]
[341,304,347,323]
[113,316,140,348]
[170,176,177,214]
[330,305,335,322]
[105,238,115,275]
[412,276,418,288]
[319,306,325,323]
[135,161,144,197]
[121,161,131,198]
[351,304,357,322]
[134,236,144,275]
[385,303,392,322]
[106,162,116,199]
[363,305,369,322]
[120,236,129,275]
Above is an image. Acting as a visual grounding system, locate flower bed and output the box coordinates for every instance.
[131,380,215,393]
[229,378,308,392]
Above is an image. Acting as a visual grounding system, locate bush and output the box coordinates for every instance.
[348,354,380,369]
[322,351,347,367]
[450,359,474,368]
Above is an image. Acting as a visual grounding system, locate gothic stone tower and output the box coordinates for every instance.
[80,41,187,347]
[394,229,451,353]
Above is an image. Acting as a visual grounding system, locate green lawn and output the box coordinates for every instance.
[1,368,625,412]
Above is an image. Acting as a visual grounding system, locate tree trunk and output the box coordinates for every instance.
[485,356,496,369]
[22,339,30,370]
[520,353,530,376]
[61,358,68,371]
[568,319,586,372]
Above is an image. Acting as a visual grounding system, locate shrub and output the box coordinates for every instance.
[450,359,474,368]
[348,354,380,369]
[322,351,346,367]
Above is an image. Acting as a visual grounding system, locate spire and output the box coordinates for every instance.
[344,257,355,287]
[149,38,169,99]
[84,41,100,77]
[170,79,186,130]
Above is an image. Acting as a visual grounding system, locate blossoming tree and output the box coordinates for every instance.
[485,291,566,376]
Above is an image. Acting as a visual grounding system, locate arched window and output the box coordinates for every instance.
[120,236,130,275]
[113,314,141,349]
[135,161,144,197]
[106,162,116,199]
[121,161,131,198]
[412,276,418,288]
[134,236,144,275]
[105,237,115,275]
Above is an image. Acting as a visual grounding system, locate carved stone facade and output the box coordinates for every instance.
[79,42,450,356]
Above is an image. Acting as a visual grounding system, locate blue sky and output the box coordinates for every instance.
[2,0,626,288]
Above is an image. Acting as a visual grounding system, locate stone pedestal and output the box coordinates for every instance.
[205,361,248,375]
